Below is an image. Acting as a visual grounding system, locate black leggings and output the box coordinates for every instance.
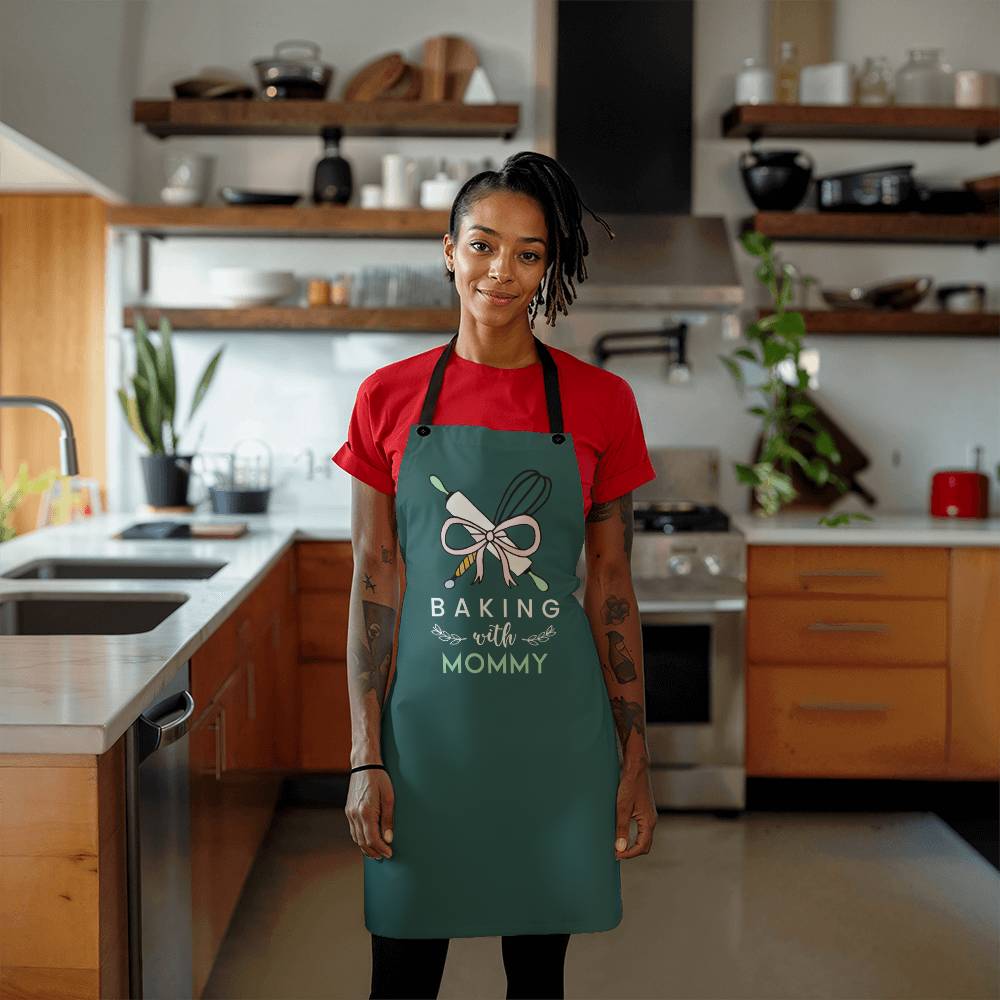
[370,931,571,999]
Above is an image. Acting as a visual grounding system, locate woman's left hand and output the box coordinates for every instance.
[614,763,657,859]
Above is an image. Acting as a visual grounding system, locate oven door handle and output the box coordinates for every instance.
[638,597,746,614]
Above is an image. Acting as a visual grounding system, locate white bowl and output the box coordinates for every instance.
[160,185,203,206]
[209,268,297,306]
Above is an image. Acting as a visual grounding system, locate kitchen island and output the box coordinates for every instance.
[0,509,350,754]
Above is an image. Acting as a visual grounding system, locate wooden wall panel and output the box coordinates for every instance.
[0,193,107,537]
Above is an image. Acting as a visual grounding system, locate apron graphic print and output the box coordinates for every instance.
[427,469,560,671]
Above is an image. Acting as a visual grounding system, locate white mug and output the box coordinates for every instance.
[360,183,383,209]
[382,154,418,209]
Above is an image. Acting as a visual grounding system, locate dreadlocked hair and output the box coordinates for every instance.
[446,150,614,328]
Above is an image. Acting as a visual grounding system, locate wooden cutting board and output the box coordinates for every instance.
[421,35,478,101]
[344,52,406,101]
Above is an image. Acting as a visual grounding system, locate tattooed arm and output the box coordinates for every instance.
[346,476,401,769]
[584,489,656,858]
[583,490,650,773]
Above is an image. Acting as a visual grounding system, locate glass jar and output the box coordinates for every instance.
[735,57,775,105]
[776,41,799,104]
[857,56,893,105]
[895,48,954,105]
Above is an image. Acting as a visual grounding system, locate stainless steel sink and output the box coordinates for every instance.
[2,558,226,581]
[0,594,188,635]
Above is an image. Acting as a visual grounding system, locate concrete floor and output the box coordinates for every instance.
[204,803,999,1000]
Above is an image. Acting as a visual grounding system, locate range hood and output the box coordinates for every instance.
[553,2,743,312]
[573,213,744,311]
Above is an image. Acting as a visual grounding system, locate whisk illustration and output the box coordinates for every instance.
[430,470,552,590]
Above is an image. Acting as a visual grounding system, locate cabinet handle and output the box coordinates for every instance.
[208,705,226,780]
[247,659,256,720]
[795,700,890,712]
[807,621,889,633]
[219,704,227,775]
[798,569,883,578]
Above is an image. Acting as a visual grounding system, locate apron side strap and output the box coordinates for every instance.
[534,336,564,435]
[418,333,458,426]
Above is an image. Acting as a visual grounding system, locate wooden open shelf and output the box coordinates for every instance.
[107,205,451,238]
[123,305,460,332]
[749,212,1000,245]
[758,308,999,337]
[722,103,1000,144]
[133,99,520,138]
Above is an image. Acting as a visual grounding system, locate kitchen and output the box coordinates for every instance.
[1,0,998,998]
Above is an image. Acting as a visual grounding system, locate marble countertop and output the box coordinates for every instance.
[3,505,998,756]
[0,508,350,755]
[733,511,1000,547]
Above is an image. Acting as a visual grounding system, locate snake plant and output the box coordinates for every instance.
[117,313,223,455]
[719,230,872,528]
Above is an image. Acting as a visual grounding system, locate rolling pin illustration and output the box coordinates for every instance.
[430,470,551,591]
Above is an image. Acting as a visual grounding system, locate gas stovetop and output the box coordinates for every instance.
[633,502,730,534]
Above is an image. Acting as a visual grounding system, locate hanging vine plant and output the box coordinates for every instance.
[720,230,873,528]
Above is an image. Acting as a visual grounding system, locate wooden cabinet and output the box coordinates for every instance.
[188,549,295,998]
[746,545,956,779]
[296,542,354,770]
[947,548,1000,778]
[746,544,1000,780]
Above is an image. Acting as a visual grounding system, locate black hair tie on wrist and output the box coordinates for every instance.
[350,763,387,774]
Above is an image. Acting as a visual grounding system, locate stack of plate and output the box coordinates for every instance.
[209,268,297,306]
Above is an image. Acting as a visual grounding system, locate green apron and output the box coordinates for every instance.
[364,332,623,939]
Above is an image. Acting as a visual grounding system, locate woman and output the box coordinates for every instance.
[332,151,657,1000]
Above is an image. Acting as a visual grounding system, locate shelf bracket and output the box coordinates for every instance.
[139,234,152,297]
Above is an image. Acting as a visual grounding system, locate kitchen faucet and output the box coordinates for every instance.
[0,396,79,475]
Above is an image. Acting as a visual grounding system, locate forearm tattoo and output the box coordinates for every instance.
[605,629,637,683]
[585,492,634,560]
[610,695,647,757]
[350,599,395,704]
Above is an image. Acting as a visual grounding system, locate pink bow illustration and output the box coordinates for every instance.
[441,513,540,587]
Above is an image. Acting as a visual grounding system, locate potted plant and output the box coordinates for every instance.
[117,313,223,508]
[0,463,58,542]
[719,230,873,528]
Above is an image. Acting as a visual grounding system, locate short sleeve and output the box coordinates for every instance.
[592,379,656,503]
[331,378,396,496]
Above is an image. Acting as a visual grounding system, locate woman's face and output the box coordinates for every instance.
[444,190,549,324]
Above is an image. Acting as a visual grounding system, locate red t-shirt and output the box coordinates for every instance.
[331,341,656,520]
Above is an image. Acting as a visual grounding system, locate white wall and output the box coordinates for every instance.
[108,0,539,513]
[11,0,997,515]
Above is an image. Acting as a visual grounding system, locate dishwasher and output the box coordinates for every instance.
[125,660,195,999]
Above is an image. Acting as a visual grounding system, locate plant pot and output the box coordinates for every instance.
[140,453,195,507]
[208,486,271,514]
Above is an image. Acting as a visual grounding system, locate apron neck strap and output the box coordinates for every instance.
[418,333,564,434]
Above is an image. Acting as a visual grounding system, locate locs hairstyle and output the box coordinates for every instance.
[446,151,614,328]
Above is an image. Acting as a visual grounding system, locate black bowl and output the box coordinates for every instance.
[739,148,814,211]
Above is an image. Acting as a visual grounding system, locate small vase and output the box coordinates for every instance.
[140,453,195,507]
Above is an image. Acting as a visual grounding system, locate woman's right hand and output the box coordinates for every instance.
[346,769,395,860]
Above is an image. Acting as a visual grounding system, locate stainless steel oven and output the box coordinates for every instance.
[637,582,746,810]
[583,445,749,811]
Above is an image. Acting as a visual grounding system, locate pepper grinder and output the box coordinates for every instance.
[312,126,352,205]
